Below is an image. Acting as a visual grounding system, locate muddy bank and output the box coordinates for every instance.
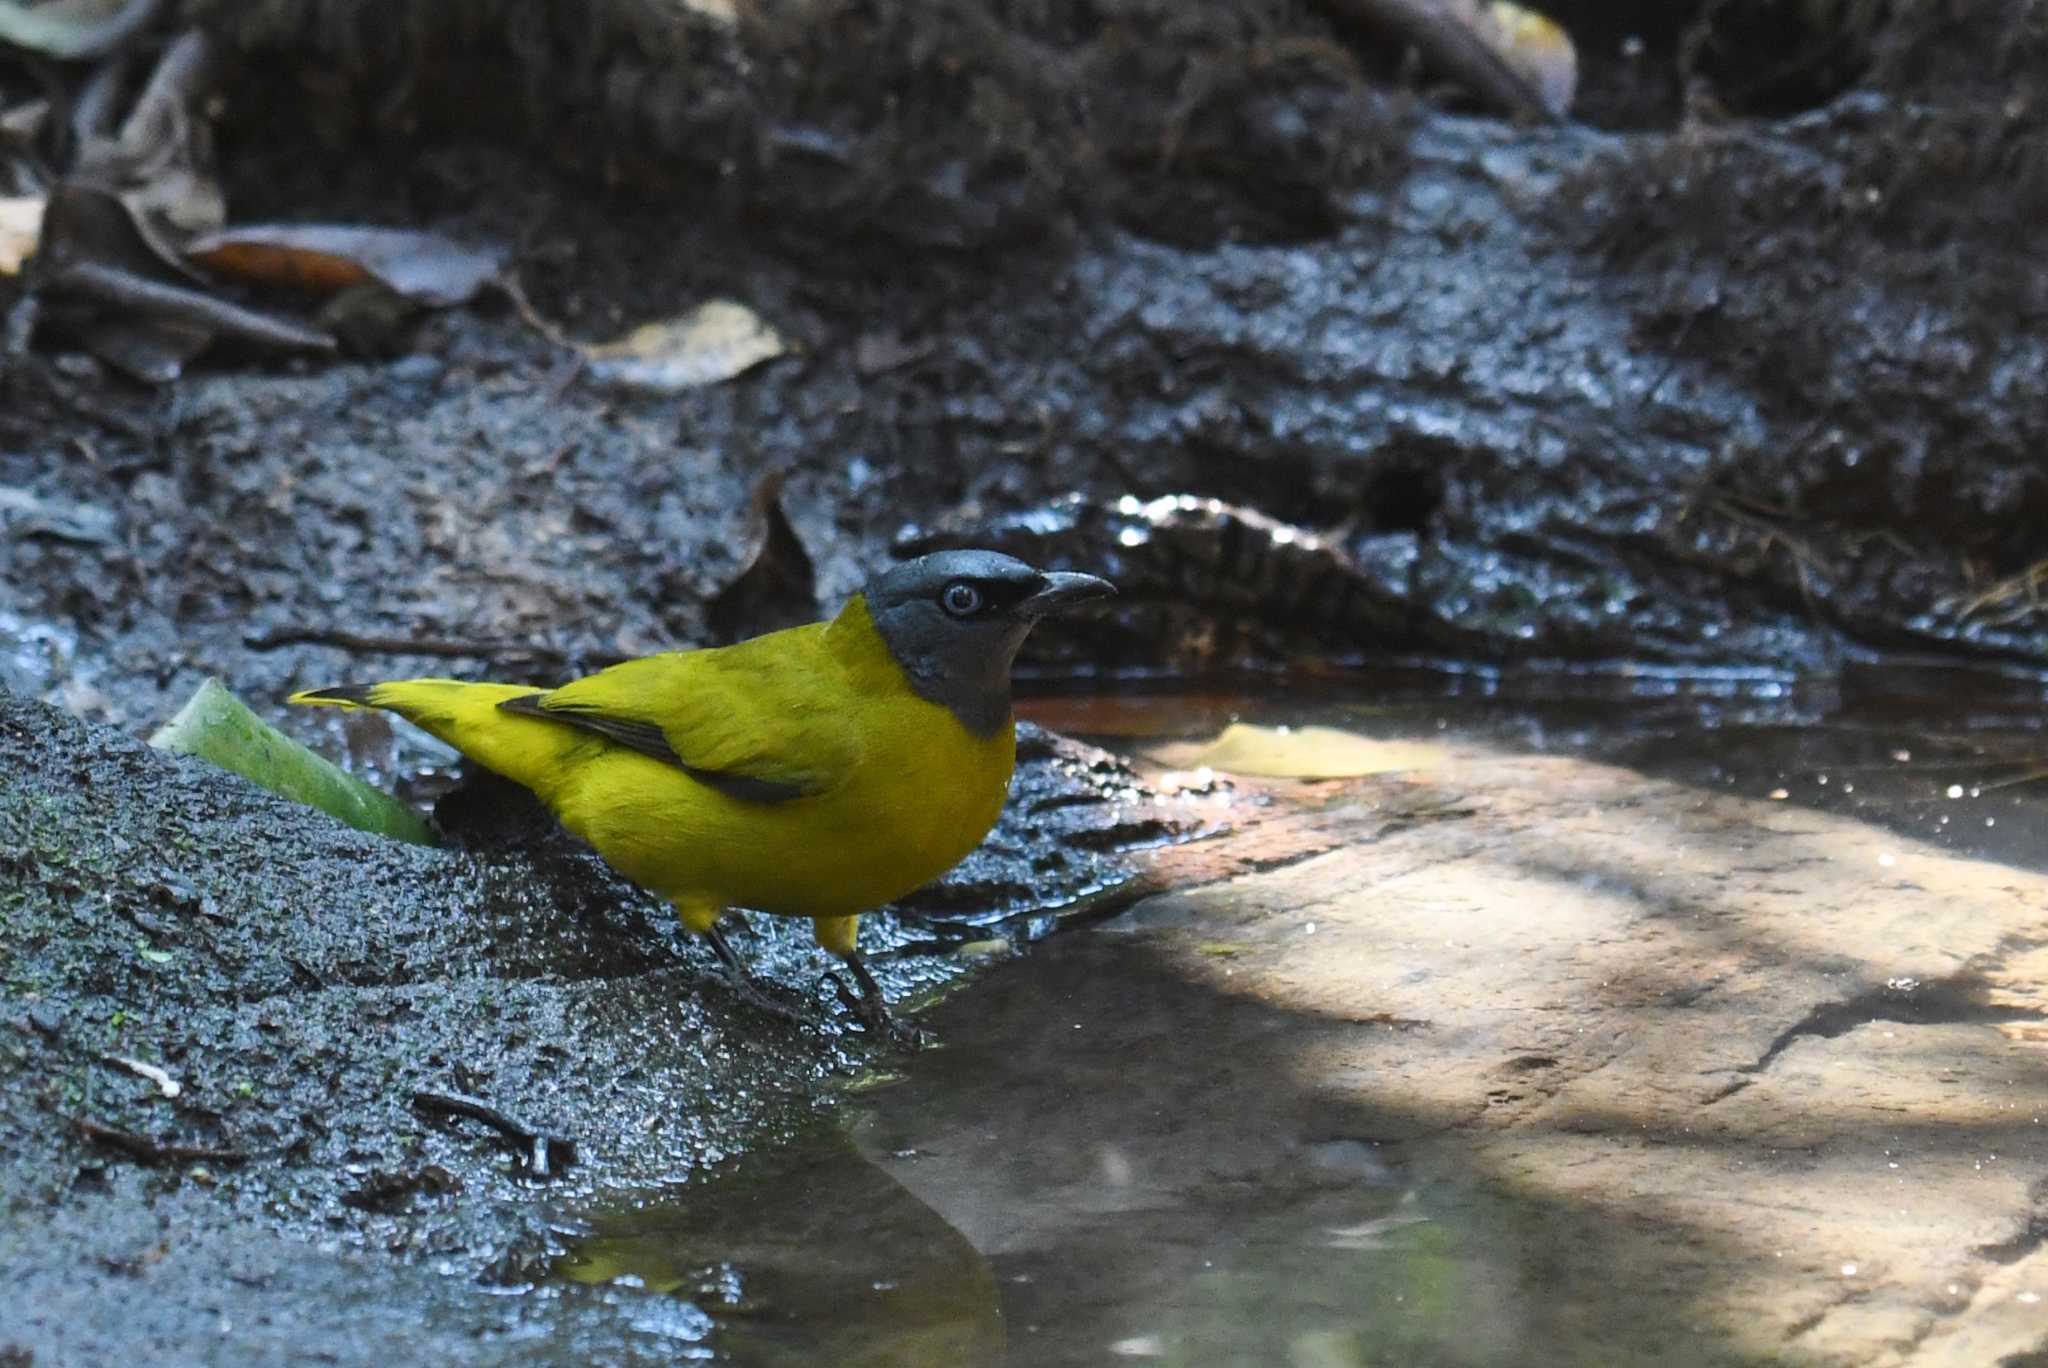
[5,5,2048,730]
[0,690,1182,1364]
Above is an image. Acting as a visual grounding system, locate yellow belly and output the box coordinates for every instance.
[552,695,1015,920]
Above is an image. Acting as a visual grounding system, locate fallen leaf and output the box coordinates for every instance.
[1480,1,1576,118]
[149,679,437,847]
[0,0,158,60]
[50,256,336,358]
[0,195,41,274]
[1316,0,1568,123]
[186,224,505,306]
[71,31,225,276]
[583,299,786,393]
[1149,723,1448,780]
[706,471,817,642]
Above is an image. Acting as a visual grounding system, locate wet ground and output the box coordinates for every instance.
[493,675,2048,1367]
[10,5,2048,1364]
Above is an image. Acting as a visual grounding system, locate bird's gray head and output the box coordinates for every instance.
[861,550,1114,736]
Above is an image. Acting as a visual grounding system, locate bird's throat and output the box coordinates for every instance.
[834,594,1019,739]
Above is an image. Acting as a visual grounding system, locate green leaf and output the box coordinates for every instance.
[150,678,436,846]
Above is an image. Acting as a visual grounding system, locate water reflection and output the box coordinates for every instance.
[558,1127,1003,1365]
[849,935,1534,1368]
[1023,667,2048,872]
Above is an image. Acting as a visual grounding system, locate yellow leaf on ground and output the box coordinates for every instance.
[583,300,787,393]
[1482,1,1576,118]
[0,196,44,275]
[1149,722,1448,779]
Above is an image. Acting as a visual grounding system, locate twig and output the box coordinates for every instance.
[1942,559,2048,625]
[244,627,574,663]
[410,1090,577,1179]
[72,1115,248,1165]
[493,269,576,351]
[46,260,336,352]
[99,1053,181,1099]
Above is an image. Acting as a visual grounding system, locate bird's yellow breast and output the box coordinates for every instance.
[546,604,1016,920]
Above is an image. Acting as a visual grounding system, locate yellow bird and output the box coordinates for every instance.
[290,550,1114,1032]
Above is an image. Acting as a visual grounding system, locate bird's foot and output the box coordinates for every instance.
[702,919,826,1028]
[719,970,827,1029]
[828,970,928,1050]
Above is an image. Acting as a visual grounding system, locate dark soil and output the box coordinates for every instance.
[0,691,1180,1364]
[3,2,2046,727]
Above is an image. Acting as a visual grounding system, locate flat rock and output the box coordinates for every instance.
[861,739,2048,1366]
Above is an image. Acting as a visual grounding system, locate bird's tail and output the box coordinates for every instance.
[290,678,568,797]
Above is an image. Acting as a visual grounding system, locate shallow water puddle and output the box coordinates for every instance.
[561,677,2048,1366]
[557,1125,1004,1364]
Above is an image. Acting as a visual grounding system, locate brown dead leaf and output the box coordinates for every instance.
[70,30,224,276]
[186,224,504,306]
[583,299,786,393]
[707,471,817,642]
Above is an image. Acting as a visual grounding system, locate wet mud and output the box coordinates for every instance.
[4,4,2048,730]
[0,693,1182,1365]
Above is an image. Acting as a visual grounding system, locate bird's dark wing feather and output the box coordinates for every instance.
[501,693,679,762]
[496,647,847,805]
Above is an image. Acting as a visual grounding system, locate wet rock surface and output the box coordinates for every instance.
[851,730,2048,1365]
[0,691,1183,1365]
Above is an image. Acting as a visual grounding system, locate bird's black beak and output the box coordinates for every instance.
[1023,570,1116,617]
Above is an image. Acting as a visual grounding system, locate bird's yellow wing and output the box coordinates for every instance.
[502,626,862,803]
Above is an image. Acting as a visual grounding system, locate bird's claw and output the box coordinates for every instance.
[721,969,827,1029]
[827,971,927,1049]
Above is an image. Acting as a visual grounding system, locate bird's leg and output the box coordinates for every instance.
[701,920,822,1028]
[811,915,923,1046]
[830,951,890,1030]
[828,951,927,1048]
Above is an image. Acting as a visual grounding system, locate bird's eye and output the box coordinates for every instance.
[941,581,983,617]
